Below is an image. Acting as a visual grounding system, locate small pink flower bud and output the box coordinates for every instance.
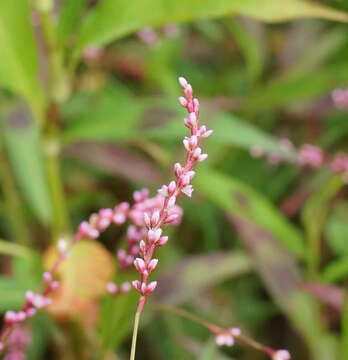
[132,280,141,292]
[57,239,68,253]
[183,138,190,151]
[184,84,193,99]
[174,163,183,176]
[25,291,34,303]
[134,258,146,273]
[228,328,241,337]
[113,212,126,224]
[157,236,169,246]
[188,113,197,127]
[146,281,158,293]
[148,228,162,242]
[151,211,160,226]
[43,272,52,283]
[178,77,188,88]
[167,195,176,209]
[193,98,200,112]
[148,259,159,272]
[202,129,213,138]
[168,181,177,195]
[164,213,180,224]
[178,96,188,107]
[192,147,202,159]
[141,282,147,295]
[272,350,291,360]
[139,240,146,254]
[121,282,131,293]
[50,281,60,290]
[16,311,26,322]
[158,185,168,197]
[26,308,36,317]
[182,185,194,197]
[197,153,208,162]
[144,212,151,227]
[215,334,234,347]
[4,311,17,323]
[106,282,118,294]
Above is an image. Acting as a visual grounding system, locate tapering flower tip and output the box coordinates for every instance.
[228,328,241,337]
[148,228,162,242]
[148,258,159,272]
[120,282,131,293]
[167,195,177,209]
[43,272,52,283]
[197,153,208,162]
[106,282,118,294]
[134,258,147,273]
[182,184,194,197]
[201,129,213,138]
[215,334,234,347]
[57,239,68,253]
[157,236,169,246]
[178,96,188,107]
[146,281,158,293]
[272,350,291,360]
[178,77,188,88]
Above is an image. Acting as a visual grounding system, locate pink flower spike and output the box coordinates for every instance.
[272,350,291,360]
[168,181,177,195]
[148,229,162,243]
[146,281,158,293]
[144,212,151,227]
[167,195,177,209]
[106,282,118,294]
[158,185,168,197]
[174,163,183,176]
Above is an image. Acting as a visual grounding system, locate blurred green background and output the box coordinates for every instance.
[2,1,348,359]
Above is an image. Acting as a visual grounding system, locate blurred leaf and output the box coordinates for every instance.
[196,169,305,256]
[226,19,265,83]
[62,83,146,144]
[0,276,28,311]
[3,107,52,224]
[325,201,348,256]
[0,239,34,258]
[247,64,348,113]
[76,0,348,51]
[44,240,115,318]
[58,0,88,44]
[302,175,344,277]
[230,215,338,360]
[156,251,252,304]
[0,0,44,119]
[322,257,348,283]
[64,142,161,185]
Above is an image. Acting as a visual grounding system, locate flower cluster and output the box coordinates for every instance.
[332,88,348,109]
[131,77,212,311]
[250,137,348,181]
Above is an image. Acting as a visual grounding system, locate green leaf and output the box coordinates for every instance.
[322,257,348,283]
[76,0,348,51]
[3,107,52,224]
[156,251,252,304]
[229,215,338,360]
[0,239,34,258]
[0,276,28,311]
[302,175,344,277]
[62,83,146,144]
[0,0,44,120]
[247,63,348,113]
[196,169,305,256]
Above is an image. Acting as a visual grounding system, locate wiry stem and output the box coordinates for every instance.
[130,310,142,360]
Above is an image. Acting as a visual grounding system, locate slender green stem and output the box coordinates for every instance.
[341,289,348,358]
[130,311,142,360]
[0,144,31,245]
